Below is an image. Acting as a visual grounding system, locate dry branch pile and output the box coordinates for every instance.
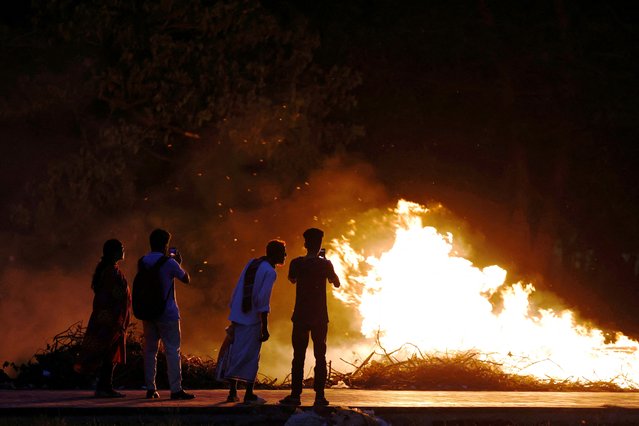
[3,322,93,389]
[327,339,633,392]
[1,324,633,391]
[331,351,627,391]
[1,322,276,390]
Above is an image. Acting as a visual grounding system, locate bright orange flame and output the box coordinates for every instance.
[330,200,639,387]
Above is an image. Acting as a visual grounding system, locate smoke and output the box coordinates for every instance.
[0,155,393,382]
[0,266,93,363]
[185,157,391,379]
[2,148,605,385]
[0,214,156,365]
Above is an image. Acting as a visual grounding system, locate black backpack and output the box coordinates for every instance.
[132,256,172,321]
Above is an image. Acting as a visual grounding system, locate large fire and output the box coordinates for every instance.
[329,200,639,387]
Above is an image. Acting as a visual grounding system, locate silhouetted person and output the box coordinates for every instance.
[74,239,131,398]
[217,240,287,404]
[141,229,194,400]
[279,228,340,407]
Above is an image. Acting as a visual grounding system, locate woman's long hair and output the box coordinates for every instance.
[91,239,123,291]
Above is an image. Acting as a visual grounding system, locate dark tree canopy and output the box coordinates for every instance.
[2,0,361,247]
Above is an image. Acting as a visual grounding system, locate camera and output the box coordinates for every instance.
[168,247,178,257]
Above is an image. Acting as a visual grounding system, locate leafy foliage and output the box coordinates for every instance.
[31,0,360,163]
[4,0,362,247]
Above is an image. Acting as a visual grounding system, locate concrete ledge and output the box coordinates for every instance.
[4,405,639,425]
[372,407,639,425]
[3,390,639,425]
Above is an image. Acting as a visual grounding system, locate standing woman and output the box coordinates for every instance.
[74,239,132,397]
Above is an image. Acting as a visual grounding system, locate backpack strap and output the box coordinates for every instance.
[152,255,170,271]
[152,256,174,303]
[137,255,170,270]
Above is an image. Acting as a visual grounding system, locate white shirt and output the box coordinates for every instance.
[228,260,276,325]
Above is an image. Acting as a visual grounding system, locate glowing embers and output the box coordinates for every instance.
[330,200,639,387]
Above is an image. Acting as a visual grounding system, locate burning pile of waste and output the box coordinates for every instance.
[3,200,639,392]
[1,322,634,391]
[328,341,627,391]
[327,200,639,390]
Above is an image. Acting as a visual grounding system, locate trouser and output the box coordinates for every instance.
[96,352,115,391]
[143,320,183,393]
[290,322,328,396]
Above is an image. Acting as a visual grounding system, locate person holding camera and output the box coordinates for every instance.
[218,240,287,404]
[279,228,340,407]
[141,228,194,400]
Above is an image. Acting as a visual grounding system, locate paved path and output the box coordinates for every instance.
[2,389,639,408]
[4,390,639,425]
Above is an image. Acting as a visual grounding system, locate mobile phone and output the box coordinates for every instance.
[319,248,326,258]
[168,247,177,257]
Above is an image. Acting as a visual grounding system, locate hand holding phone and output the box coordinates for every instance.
[169,247,182,264]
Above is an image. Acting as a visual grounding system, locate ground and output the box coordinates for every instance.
[2,389,639,425]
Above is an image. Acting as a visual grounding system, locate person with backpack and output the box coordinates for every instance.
[74,239,131,398]
[216,240,287,404]
[136,228,194,400]
[279,228,340,407]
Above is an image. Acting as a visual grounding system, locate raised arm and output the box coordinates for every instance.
[288,258,298,284]
[179,271,191,284]
[170,254,191,284]
[327,260,340,288]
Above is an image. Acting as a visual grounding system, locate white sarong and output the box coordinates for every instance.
[217,322,262,383]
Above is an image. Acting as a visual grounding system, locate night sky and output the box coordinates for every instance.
[1,1,639,361]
